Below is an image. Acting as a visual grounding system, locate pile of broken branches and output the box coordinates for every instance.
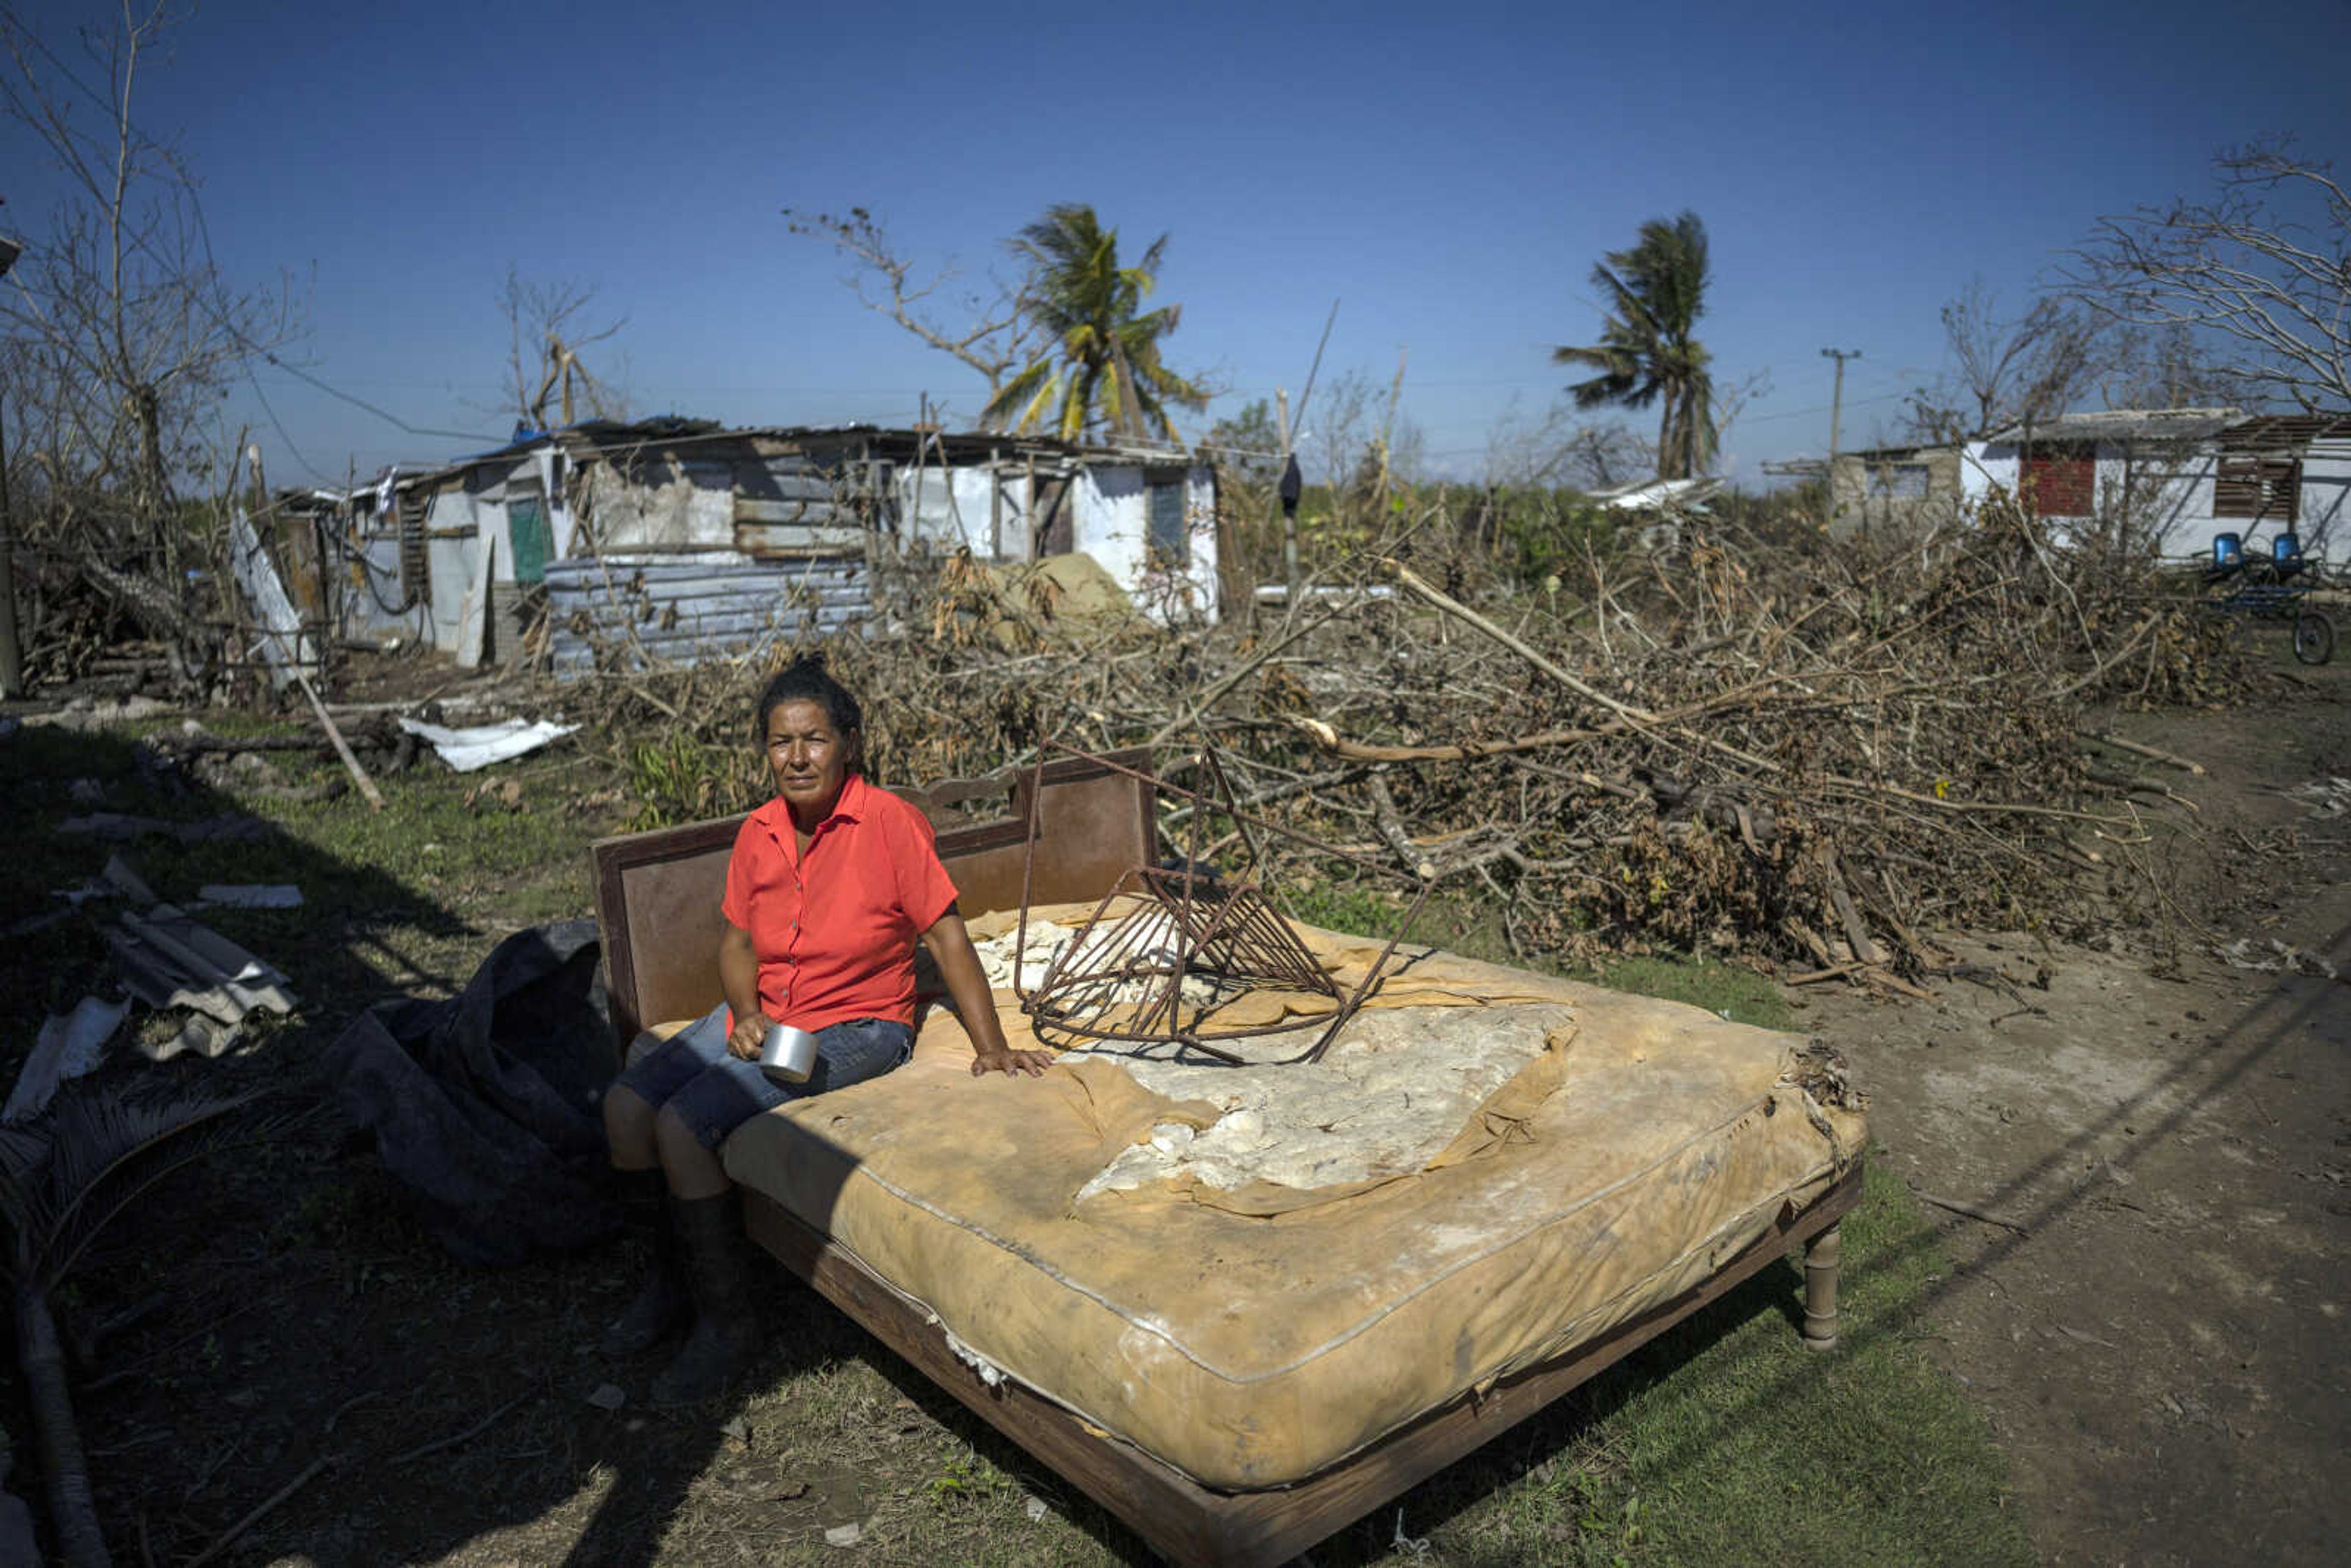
[579,494,2239,990]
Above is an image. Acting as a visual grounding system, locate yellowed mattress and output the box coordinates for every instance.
[722,910,1865,1490]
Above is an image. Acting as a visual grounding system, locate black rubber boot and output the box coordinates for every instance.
[599,1169,686,1356]
[649,1191,762,1405]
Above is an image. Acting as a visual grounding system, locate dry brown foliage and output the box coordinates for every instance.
[579,496,2248,987]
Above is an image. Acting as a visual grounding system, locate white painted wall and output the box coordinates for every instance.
[1069,463,1220,621]
[1175,467,1220,619]
[416,483,482,650]
[896,463,1051,559]
[1955,439,2349,564]
[1071,463,1145,594]
[896,465,1002,554]
[2298,443,2350,563]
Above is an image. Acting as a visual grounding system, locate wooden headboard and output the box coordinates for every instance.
[589,749,1154,1051]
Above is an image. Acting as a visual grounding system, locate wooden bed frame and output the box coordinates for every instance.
[590,752,1858,1568]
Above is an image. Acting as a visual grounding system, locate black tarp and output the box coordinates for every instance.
[325,920,620,1265]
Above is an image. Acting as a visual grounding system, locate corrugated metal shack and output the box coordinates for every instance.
[323,420,1220,674]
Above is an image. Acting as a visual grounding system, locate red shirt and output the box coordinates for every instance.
[721,773,960,1030]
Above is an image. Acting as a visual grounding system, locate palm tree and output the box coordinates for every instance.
[983,204,1208,445]
[1553,211,1718,481]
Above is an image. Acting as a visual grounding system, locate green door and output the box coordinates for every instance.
[508,495,553,583]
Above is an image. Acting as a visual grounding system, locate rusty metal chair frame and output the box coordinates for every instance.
[1013,739,1436,1065]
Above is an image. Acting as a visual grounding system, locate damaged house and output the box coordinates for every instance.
[321,420,1219,672]
[1960,408,2351,565]
[1826,443,1965,541]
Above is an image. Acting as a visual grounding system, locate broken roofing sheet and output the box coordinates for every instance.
[4,996,130,1123]
[397,716,579,773]
[103,902,296,1039]
[6,869,301,1119]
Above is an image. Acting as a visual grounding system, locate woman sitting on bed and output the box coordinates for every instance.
[600,654,1053,1404]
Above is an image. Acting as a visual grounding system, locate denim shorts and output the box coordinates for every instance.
[614,1004,914,1150]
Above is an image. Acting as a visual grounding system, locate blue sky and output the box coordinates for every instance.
[2,0,2342,487]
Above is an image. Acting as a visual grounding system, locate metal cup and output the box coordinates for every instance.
[757,1022,820,1084]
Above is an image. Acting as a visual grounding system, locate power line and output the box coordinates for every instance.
[1742,389,1904,424]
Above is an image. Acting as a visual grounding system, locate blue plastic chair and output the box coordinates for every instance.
[2207,532,2244,580]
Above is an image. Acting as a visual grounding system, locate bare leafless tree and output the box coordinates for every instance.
[2058,141,2349,412]
[0,1,298,688]
[489,267,628,432]
[783,206,1038,400]
[1708,368,1772,470]
[2090,321,2238,412]
[1482,399,1651,490]
[1902,279,2104,442]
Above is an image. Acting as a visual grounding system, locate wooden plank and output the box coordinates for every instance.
[589,814,747,1045]
[558,609,868,647]
[546,558,866,585]
[549,585,869,615]
[733,521,868,557]
[741,1168,1864,1568]
[733,490,843,519]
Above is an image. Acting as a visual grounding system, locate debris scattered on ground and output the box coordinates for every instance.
[58,811,268,844]
[463,778,525,812]
[2285,776,2350,817]
[105,902,298,1032]
[20,694,175,732]
[195,883,304,910]
[824,1523,863,1547]
[585,1384,626,1411]
[102,852,157,904]
[2211,937,2341,982]
[399,716,578,773]
[3,996,129,1122]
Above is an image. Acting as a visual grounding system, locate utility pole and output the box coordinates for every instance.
[1820,348,1861,463]
[1820,347,1861,532]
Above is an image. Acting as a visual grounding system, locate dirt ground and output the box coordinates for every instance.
[1794,658,2351,1567]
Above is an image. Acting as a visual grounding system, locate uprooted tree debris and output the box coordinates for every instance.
[569,491,2252,993]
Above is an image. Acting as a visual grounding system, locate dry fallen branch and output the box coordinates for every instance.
[1914,1191,2031,1235]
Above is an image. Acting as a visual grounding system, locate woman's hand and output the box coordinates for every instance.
[725,1009,771,1060]
[718,921,769,1059]
[921,909,1052,1082]
[970,1046,1054,1078]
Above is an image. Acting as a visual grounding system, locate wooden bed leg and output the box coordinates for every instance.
[1802,1225,1842,1351]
